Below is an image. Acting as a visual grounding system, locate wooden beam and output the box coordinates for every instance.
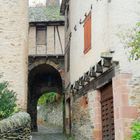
[54,26,56,54]
[56,26,64,54]
[45,27,47,54]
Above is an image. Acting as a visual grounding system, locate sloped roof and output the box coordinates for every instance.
[29,6,64,23]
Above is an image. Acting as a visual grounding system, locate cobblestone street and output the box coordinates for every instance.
[32,125,67,140]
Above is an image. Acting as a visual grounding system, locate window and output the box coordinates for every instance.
[84,12,91,54]
[36,27,46,45]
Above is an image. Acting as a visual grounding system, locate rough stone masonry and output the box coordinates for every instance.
[0,0,28,110]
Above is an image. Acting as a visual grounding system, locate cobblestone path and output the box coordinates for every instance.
[32,125,67,140]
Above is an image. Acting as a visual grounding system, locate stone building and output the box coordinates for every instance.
[61,0,140,140]
[28,0,65,131]
[0,0,28,110]
[0,0,65,132]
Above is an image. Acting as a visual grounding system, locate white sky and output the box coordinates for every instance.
[29,0,62,6]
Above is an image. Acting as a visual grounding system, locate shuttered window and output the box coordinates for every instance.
[84,13,91,54]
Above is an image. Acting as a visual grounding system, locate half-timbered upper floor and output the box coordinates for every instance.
[28,4,65,57]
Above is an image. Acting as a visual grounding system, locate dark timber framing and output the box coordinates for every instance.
[31,21,64,56]
[70,56,119,99]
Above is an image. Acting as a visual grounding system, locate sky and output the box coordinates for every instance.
[29,0,62,6]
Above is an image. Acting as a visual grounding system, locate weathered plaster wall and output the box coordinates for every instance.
[65,0,140,84]
[29,26,65,55]
[0,0,28,110]
[64,0,140,139]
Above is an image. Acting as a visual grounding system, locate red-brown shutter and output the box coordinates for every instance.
[84,13,91,54]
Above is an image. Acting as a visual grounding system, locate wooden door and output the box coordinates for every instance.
[101,83,115,140]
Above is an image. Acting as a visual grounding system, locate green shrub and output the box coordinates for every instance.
[0,81,17,120]
[131,121,140,140]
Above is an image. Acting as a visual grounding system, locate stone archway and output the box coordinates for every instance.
[28,61,64,131]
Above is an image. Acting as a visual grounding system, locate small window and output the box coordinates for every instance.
[36,27,46,45]
[84,12,91,54]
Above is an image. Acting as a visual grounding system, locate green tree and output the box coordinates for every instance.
[38,92,57,105]
[127,23,140,60]
[0,81,17,120]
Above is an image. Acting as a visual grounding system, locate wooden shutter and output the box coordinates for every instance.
[84,13,91,54]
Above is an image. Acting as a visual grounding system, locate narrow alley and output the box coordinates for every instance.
[0,0,140,140]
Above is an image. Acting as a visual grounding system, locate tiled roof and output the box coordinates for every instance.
[29,6,64,22]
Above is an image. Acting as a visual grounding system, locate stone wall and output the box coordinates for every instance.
[70,92,95,140]
[112,73,138,140]
[129,77,140,109]
[0,112,31,140]
[0,0,28,110]
[37,102,63,129]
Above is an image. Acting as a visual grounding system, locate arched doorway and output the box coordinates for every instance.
[28,64,63,131]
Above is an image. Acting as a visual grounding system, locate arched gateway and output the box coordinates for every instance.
[28,56,64,131]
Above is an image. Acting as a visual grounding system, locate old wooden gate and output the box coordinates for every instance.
[101,82,115,140]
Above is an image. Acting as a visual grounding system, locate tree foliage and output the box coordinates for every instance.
[127,23,140,60]
[0,81,17,120]
[38,92,57,105]
[131,121,140,140]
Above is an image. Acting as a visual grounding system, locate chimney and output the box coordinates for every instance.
[46,0,60,6]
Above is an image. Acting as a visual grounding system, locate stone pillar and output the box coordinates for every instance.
[0,0,28,110]
[113,73,138,140]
